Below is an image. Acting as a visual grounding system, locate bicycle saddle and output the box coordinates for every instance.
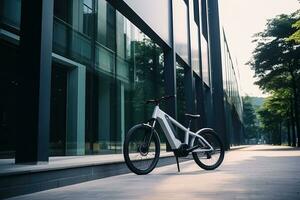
[185,113,200,119]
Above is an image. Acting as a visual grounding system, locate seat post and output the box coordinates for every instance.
[188,119,192,129]
[185,114,200,130]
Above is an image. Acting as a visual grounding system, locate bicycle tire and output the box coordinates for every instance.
[192,129,225,170]
[123,124,160,175]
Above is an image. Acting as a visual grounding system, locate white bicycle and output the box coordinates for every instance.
[123,95,225,175]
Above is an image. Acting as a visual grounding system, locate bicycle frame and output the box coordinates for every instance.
[149,105,214,153]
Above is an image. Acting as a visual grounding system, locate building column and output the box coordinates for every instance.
[16,0,54,163]
[164,49,177,118]
[98,80,111,152]
[164,0,177,151]
[118,83,125,152]
[164,49,176,152]
[66,66,86,155]
[206,0,229,149]
[185,0,196,130]
[195,77,205,129]
[195,0,207,129]
[164,0,177,119]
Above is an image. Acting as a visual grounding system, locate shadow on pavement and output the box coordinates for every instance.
[150,169,219,176]
[244,147,300,152]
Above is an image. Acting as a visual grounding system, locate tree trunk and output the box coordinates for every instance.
[290,70,300,147]
[279,122,282,145]
[290,101,296,147]
[272,130,276,145]
[292,85,300,146]
[287,120,291,146]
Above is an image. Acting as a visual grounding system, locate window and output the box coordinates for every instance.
[83,0,93,36]
[0,0,21,30]
[51,2,166,155]
[189,0,200,76]
[173,0,189,64]
[201,35,210,85]
[200,0,208,40]
[176,61,187,125]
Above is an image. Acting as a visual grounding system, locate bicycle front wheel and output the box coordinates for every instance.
[123,124,160,175]
[192,129,224,170]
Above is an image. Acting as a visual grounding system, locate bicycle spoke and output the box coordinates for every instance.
[125,125,159,173]
[192,130,224,170]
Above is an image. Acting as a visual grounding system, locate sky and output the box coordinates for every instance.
[219,0,300,97]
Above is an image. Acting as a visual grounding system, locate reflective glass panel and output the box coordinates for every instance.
[53,0,93,66]
[201,34,210,85]
[173,0,189,64]
[176,61,187,126]
[190,0,200,76]
[51,0,167,156]
[0,0,21,29]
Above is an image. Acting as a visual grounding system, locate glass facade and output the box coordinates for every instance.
[201,35,210,85]
[199,0,210,86]
[0,0,21,158]
[220,31,243,145]
[51,0,165,155]
[0,0,21,29]
[221,32,242,120]
[200,0,208,40]
[176,61,187,126]
[173,0,189,64]
[0,0,244,160]
[189,0,200,76]
[0,41,19,159]
[176,61,187,141]
[122,0,171,46]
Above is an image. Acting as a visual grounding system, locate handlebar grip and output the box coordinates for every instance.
[145,99,157,104]
[146,95,175,105]
[162,95,176,100]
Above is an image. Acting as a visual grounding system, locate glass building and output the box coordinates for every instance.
[0,0,243,162]
[221,30,244,145]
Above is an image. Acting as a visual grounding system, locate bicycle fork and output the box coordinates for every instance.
[143,119,157,151]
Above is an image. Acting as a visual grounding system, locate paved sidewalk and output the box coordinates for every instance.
[0,152,173,176]
[7,145,300,200]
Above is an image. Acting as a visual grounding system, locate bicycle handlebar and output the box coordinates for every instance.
[145,95,176,105]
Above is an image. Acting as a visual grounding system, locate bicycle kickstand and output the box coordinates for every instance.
[175,156,180,172]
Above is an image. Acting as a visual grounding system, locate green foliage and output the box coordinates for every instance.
[257,90,291,144]
[248,12,300,91]
[248,10,300,145]
[243,96,259,140]
[247,11,300,93]
[288,19,300,43]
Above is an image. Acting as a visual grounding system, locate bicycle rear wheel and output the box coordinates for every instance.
[123,124,160,175]
[192,129,224,170]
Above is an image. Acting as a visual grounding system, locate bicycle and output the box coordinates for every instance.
[123,95,225,175]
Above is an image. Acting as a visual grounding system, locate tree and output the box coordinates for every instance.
[247,11,300,146]
[257,90,292,145]
[243,96,259,142]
